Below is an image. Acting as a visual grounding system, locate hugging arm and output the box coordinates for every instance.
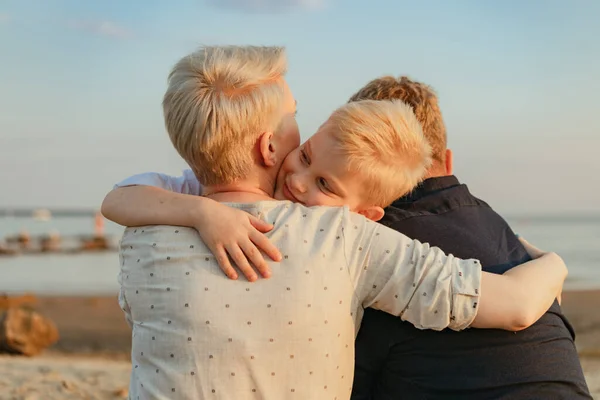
[345,211,566,332]
[101,172,281,281]
[470,238,565,330]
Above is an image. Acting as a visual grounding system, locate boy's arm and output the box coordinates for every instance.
[345,211,566,332]
[102,184,281,282]
[103,169,203,227]
[102,185,206,227]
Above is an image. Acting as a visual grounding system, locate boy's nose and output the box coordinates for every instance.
[289,174,307,194]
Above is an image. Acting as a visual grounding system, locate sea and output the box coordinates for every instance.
[0,214,599,296]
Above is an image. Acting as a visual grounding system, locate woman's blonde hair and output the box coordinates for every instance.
[163,45,288,185]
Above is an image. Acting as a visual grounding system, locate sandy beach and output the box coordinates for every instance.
[1,290,599,399]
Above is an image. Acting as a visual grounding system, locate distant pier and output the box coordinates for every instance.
[0,208,98,218]
[0,208,118,256]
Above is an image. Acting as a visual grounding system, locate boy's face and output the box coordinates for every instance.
[273,118,368,211]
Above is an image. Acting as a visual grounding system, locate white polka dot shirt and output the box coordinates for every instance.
[118,201,481,399]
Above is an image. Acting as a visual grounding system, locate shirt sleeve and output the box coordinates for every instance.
[342,209,482,331]
[114,169,202,195]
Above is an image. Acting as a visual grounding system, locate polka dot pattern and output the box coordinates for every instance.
[118,201,481,398]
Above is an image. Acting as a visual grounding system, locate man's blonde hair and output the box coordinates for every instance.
[329,100,432,207]
[348,76,447,164]
[163,45,288,185]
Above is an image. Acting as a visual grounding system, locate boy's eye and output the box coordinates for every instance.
[318,178,330,192]
[300,150,309,164]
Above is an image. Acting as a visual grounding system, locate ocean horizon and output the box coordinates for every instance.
[1,213,599,295]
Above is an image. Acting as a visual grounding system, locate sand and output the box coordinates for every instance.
[0,353,130,400]
[0,290,598,399]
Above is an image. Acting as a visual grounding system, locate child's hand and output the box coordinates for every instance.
[193,202,282,282]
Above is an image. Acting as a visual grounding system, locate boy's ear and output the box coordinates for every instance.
[445,149,453,175]
[258,131,277,167]
[357,206,385,222]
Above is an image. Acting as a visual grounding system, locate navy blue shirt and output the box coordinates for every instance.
[352,176,591,399]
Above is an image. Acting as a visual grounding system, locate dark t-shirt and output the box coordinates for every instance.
[351,176,591,400]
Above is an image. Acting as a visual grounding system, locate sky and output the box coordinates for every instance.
[0,0,598,215]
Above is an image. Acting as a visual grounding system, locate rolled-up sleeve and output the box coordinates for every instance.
[344,210,482,331]
[448,258,481,330]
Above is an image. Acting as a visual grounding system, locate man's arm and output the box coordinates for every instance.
[470,238,565,330]
[344,211,566,332]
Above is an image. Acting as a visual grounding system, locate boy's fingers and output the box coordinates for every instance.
[248,215,274,233]
[215,247,238,280]
[226,244,258,282]
[250,231,282,262]
[240,239,271,278]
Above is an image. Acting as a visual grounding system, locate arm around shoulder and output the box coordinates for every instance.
[471,251,567,331]
[345,217,566,333]
[346,217,483,332]
[101,185,205,227]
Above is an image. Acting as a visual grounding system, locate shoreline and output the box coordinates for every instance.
[1,289,599,398]
[10,289,600,356]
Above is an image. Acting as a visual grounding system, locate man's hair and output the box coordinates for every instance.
[329,100,432,207]
[163,45,288,186]
[348,76,447,164]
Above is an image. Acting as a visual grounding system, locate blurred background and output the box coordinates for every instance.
[0,0,598,398]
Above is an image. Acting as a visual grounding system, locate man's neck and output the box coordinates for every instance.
[423,166,450,180]
[206,190,273,203]
[203,174,276,203]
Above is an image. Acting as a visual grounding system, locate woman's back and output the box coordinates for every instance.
[119,200,480,399]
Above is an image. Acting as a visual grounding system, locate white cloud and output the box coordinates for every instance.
[0,12,10,24]
[206,0,327,13]
[69,20,132,39]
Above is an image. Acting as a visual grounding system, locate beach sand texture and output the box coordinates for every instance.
[0,290,598,399]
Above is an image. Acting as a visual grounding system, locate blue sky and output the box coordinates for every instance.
[0,0,598,214]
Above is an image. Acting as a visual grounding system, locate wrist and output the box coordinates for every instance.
[187,197,209,226]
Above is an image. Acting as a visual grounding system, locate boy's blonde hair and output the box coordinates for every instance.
[329,100,432,207]
[348,76,447,164]
[163,45,288,185]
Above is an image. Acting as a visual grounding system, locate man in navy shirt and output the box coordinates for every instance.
[349,76,591,399]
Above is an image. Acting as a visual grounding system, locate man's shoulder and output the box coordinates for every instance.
[121,225,201,247]
[383,182,494,224]
[271,204,367,233]
[259,202,353,220]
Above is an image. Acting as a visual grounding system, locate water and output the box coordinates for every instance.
[0,215,598,295]
[506,215,600,290]
[0,216,124,295]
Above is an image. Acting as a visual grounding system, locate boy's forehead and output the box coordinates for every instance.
[307,123,335,152]
[308,129,350,172]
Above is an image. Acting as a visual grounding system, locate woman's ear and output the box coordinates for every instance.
[357,206,385,222]
[258,131,277,167]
